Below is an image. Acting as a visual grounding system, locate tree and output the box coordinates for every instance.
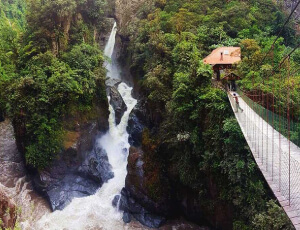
[252,200,293,230]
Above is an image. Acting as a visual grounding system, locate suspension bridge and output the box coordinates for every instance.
[217,2,300,228]
[228,89,300,229]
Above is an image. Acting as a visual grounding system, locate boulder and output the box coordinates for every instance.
[79,146,114,184]
[115,188,166,229]
[33,144,113,211]
[42,174,100,210]
[109,86,127,125]
[127,100,148,147]
[105,78,122,88]
[122,212,132,223]
[112,194,120,207]
[29,111,113,211]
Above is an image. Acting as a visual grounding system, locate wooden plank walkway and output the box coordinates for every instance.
[228,92,300,229]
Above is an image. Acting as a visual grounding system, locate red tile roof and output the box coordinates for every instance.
[203,47,241,65]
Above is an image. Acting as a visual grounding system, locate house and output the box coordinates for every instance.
[203,47,241,81]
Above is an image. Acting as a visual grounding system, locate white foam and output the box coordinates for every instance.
[36,22,138,230]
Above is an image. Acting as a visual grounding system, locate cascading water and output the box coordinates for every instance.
[105,23,120,79]
[36,22,138,230]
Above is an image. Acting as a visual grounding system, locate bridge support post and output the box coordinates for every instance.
[287,56,291,206]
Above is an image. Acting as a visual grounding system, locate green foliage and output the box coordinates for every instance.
[25,118,63,169]
[142,129,170,202]
[0,0,296,227]
[218,119,266,219]
[63,43,106,104]
[0,0,107,169]
[125,0,294,227]
[252,200,293,230]
[0,0,26,29]
[236,20,300,146]
[7,44,106,169]
[26,0,107,53]
[0,0,26,118]
[8,52,77,168]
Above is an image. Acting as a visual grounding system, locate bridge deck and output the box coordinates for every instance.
[228,92,300,229]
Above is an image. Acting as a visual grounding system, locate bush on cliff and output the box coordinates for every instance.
[0,0,108,169]
[126,0,294,227]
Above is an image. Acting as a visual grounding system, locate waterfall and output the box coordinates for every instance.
[36,22,137,230]
[104,22,120,79]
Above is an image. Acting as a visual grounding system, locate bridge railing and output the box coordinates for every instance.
[228,90,300,214]
[236,88,300,148]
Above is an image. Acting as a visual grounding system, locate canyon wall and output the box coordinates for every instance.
[115,0,154,37]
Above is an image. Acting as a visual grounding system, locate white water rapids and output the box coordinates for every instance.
[36,22,138,230]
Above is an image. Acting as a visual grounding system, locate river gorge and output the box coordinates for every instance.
[36,22,139,230]
[0,19,204,230]
[1,0,296,229]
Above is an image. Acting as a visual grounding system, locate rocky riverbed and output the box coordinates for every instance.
[0,120,50,228]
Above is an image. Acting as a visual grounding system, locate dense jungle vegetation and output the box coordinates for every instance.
[0,0,299,229]
[0,0,109,169]
[124,0,298,228]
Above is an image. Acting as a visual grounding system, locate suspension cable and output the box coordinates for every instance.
[259,0,300,65]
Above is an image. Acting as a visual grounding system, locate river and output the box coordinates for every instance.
[36,22,140,230]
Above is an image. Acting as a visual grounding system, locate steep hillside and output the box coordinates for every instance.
[115,0,297,229]
[0,0,110,170]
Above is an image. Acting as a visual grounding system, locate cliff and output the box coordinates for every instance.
[0,188,16,229]
[282,0,300,21]
[0,120,50,228]
[115,0,154,38]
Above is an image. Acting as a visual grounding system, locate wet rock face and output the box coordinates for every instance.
[33,144,113,211]
[0,112,4,122]
[31,120,112,211]
[127,114,143,146]
[106,78,122,88]
[176,183,234,230]
[115,147,174,228]
[122,211,132,223]
[95,102,110,133]
[126,147,173,215]
[114,188,166,228]
[160,220,211,230]
[109,86,127,125]
[127,101,147,147]
[0,121,25,187]
[125,147,145,194]
[99,18,116,49]
[0,189,17,229]
[0,120,51,226]
[79,146,114,184]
